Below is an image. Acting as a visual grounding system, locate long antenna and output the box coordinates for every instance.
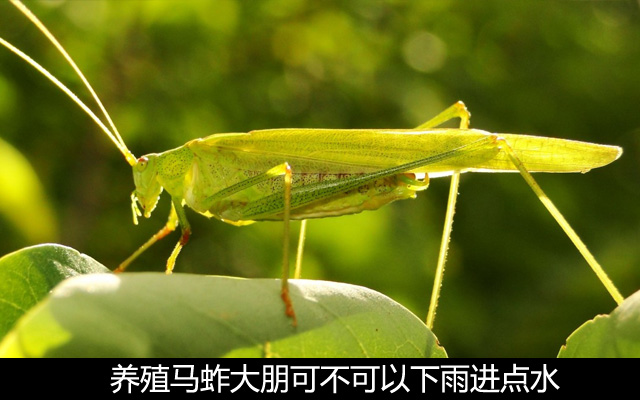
[1,0,137,166]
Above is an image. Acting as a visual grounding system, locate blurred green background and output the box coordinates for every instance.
[0,0,639,357]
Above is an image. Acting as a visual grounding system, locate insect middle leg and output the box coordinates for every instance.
[281,163,296,325]
[204,162,298,325]
[294,220,307,279]
[236,135,499,326]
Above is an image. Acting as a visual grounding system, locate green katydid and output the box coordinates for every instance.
[0,0,624,328]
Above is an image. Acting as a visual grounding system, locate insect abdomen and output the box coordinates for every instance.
[215,173,419,222]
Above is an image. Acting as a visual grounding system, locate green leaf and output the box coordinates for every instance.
[558,290,640,357]
[0,137,58,243]
[0,244,109,339]
[0,273,446,358]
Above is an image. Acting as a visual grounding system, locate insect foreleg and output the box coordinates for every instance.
[497,137,624,305]
[165,198,192,275]
[115,204,180,273]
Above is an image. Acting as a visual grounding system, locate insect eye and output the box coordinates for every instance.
[136,156,148,170]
